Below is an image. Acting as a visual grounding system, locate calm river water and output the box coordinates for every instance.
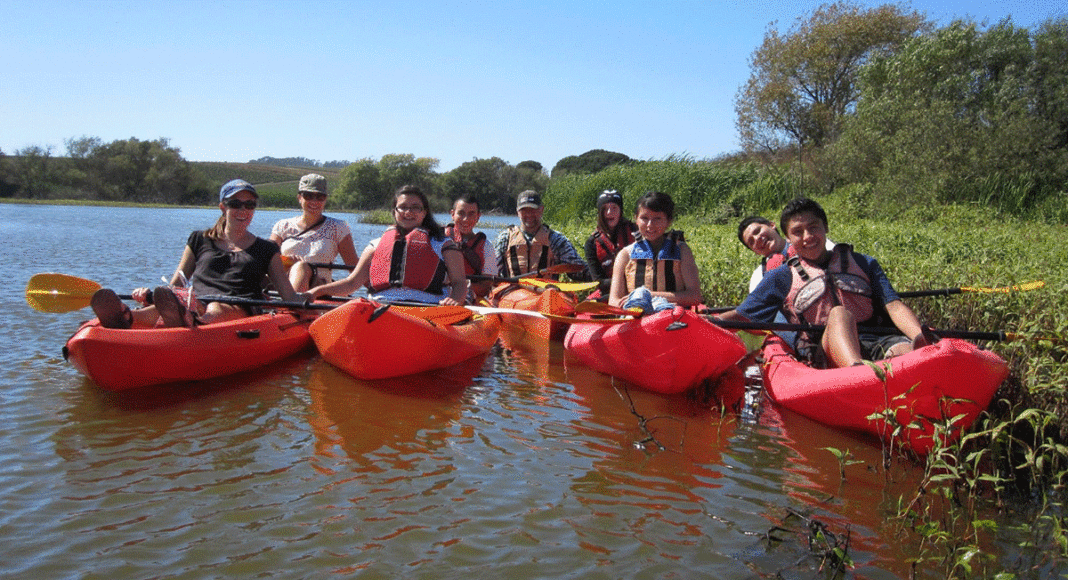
[0,204,1055,579]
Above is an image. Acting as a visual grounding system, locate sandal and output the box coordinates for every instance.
[90,288,133,329]
[153,286,193,328]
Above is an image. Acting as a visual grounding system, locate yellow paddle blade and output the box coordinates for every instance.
[392,304,474,326]
[518,278,599,292]
[961,280,1044,293]
[25,273,102,313]
[573,301,643,318]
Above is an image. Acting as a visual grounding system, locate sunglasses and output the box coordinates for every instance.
[225,199,258,210]
[301,192,328,201]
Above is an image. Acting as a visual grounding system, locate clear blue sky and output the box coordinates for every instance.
[2,0,1063,172]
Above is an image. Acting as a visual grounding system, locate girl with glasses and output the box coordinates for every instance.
[307,185,467,305]
[269,173,358,291]
[89,179,303,328]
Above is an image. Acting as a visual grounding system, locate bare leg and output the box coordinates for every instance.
[821,306,864,368]
[198,302,248,325]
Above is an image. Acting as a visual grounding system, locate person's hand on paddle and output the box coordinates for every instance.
[439,296,461,306]
[131,287,153,306]
[912,325,940,349]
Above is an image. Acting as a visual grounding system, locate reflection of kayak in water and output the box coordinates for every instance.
[310,298,500,380]
[761,336,1008,456]
[563,307,748,395]
[63,312,313,391]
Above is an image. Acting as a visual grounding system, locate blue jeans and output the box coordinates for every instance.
[623,287,674,314]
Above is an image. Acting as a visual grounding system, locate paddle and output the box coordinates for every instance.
[299,261,596,292]
[26,273,130,313]
[897,280,1044,298]
[701,316,1056,344]
[700,280,1047,315]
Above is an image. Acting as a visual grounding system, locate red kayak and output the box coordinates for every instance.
[564,307,748,395]
[64,311,314,391]
[310,299,501,380]
[761,336,1008,456]
[489,283,576,341]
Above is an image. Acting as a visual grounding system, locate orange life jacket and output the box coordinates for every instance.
[591,223,636,266]
[368,227,448,294]
[502,224,555,277]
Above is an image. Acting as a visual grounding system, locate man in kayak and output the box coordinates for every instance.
[719,198,937,368]
[494,191,591,280]
[445,194,496,300]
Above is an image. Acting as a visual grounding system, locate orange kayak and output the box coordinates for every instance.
[64,311,314,391]
[761,336,1008,456]
[488,283,576,341]
[310,299,501,379]
[564,307,748,394]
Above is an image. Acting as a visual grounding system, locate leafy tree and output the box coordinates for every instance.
[735,2,927,153]
[333,158,382,209]
[323,160,351,168]
[829,17,1068,214]
[551,149,632,178]
[89,137,202,203]
[11,145,56,198]
[333,154,440,210]
[442,157,518,213]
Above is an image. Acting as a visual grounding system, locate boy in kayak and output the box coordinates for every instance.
[445,195,496,300]
[609,191,703,313]
[738,215,835,292]
[719,198,936,368]
[494,191,591,280]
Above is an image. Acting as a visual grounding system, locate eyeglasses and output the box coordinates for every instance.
[225,199,258,210]
[395,205,425,213]
[301,192,328,201]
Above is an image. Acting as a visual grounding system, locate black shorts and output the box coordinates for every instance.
[859,334,910,361]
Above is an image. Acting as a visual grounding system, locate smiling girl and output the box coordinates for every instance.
[609,191,703,312]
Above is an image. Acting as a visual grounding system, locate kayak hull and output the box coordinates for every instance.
[564,307,748,395]
[63,311,314,391]
[761,337,1008,455]
[310,299,501,380]
[489,284,575,341]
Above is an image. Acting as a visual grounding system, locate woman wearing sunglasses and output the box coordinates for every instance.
[306,185,467,306]
[270,173,358,292]
[89,179,304,328]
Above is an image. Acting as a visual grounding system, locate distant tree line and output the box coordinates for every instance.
[6,3,1062,219]
[250,156,351,169]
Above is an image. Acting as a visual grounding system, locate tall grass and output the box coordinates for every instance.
[544,156,803,226]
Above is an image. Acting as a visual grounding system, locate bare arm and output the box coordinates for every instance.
[168,246,197,287]
[337,234,359,265]
[609,247,631,307]
[308,244,374,298]
[885,299,924,341]
[441,248,468,305]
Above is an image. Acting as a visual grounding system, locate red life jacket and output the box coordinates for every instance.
[444,224,487,276]
[502,224,555,277]
[762,243,796,273]
[784,244,874,327]
[368,227,448,294]
[591,223,636,265]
